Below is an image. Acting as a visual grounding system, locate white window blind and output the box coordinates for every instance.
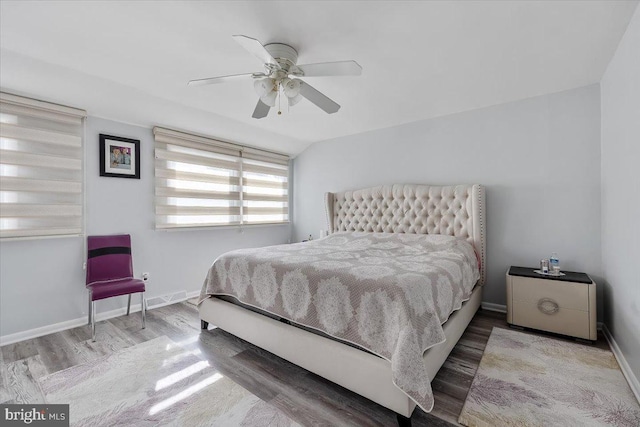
[0,92,86,239]
[153,127,289,229]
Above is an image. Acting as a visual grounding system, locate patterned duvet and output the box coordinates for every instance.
[199,231,480,412]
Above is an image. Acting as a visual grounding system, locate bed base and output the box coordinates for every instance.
[396,413,412,427]
[199,285,482,423]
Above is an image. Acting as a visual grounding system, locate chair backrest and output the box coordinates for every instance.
[86,234,134,285]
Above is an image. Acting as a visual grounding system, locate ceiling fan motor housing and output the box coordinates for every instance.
[264,43,298,72]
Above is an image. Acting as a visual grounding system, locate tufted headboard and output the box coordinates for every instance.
[325,184,486,286]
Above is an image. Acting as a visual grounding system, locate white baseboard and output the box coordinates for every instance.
[602,324,640,404]
[0,317,91,348]
[146,290,189,310]
[481,302,507,313]
[0,290,201,347]
[0,306,140,347]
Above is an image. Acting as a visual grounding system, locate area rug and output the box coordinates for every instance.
[38,336,300,426]
[459,327,640,427]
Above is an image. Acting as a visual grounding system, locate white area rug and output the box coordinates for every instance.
[459,327,640,427]
[38,336,299,426]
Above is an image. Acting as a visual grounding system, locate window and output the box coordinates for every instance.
[153,127,289,229]
[0,92,86,239]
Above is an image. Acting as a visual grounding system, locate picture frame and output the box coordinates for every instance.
[99,134,140,179]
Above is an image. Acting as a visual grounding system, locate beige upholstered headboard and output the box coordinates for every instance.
[325,184,486,286]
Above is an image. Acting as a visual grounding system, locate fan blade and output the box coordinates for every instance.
[232,35,280,69]
[252,99,270,119]
[298,80,340,114]
[296,60,362,77]
[188,73,260,86]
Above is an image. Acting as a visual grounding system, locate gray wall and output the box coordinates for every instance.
[601,7,640,379]
[0,117,290,337]
[293,85,602,314]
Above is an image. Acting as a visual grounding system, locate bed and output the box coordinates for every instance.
[199,184,486,425]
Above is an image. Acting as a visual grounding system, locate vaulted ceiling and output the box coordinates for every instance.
[1,1,637,155]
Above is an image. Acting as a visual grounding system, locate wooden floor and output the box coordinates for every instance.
[0,303,609,426]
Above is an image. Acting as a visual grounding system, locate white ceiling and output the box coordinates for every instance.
[1,1,637,156]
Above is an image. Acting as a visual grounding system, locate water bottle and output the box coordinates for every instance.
[550,252,560,274]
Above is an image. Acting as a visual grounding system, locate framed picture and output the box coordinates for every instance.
[99,134,140,179]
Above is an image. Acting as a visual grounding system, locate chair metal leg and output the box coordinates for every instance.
[127,294,132,315]
[141,292,146,329]
[91,301,96,342]
[88,292,92,325]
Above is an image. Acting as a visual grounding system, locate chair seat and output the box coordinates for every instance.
[88,278,145,301]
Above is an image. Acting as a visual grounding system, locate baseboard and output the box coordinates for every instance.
[602,324,640,404]
[0,289,201,347]
[146,290,188,310]
[481,302,507,313]
[0,317,91,348]
[0,306,141,347]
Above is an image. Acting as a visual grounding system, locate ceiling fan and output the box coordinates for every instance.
[188,35,362,119]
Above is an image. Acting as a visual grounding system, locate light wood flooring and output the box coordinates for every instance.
[0,303,609,426]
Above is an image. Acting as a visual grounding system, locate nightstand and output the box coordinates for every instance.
[506,266,597,341]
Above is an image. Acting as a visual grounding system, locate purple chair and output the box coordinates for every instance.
[86,234,146,341]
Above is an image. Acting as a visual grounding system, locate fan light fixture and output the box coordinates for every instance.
[284,78,303,107]
[261,90,278,107]
[283,78,301,97]
[253,78,275,97]
[254,77,303,112]
[288,94,303,107]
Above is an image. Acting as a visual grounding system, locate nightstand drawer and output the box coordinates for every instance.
[511,276,588,311]
[511,301,591,339]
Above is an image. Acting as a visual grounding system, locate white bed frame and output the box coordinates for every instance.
[200,184,486,421]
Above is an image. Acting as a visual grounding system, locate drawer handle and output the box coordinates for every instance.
[537,298,559,315]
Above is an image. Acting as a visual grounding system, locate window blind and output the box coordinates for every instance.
[241,147,289,225]
[0,92,86,239]
[153,127,289,229]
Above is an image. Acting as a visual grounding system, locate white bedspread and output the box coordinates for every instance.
[199,232,480,411]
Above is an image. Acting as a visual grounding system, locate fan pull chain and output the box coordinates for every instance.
[277,81,282,115]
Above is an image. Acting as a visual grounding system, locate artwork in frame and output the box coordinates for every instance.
[99,134,140,179]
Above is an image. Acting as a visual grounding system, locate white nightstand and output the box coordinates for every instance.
[506,266,597,341]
